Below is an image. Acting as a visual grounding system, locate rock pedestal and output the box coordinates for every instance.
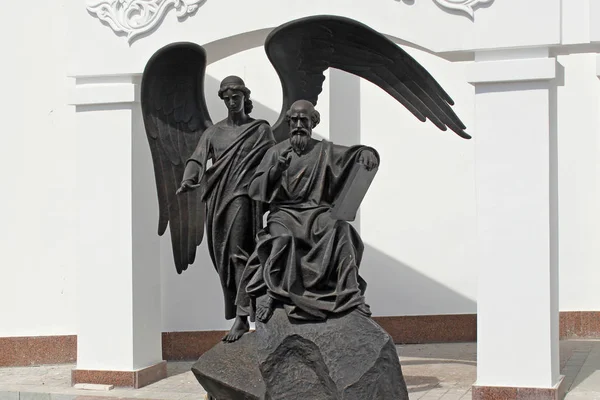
[192,333,264,400]
[192,308,409,400]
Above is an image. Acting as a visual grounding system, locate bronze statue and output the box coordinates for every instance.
[236,100,379,323]
[141,15,469,345]
[143,14,470,400]
[177,76,275,342]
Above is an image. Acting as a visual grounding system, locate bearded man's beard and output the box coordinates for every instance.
[290,130,311,155]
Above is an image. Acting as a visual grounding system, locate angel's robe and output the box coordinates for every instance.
[236,138,378,321]
[183,119,275,320]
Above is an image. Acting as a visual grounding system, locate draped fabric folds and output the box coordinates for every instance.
[237,139,377,321]
[185,119,275,319]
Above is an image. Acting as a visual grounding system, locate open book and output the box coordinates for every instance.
[331,163,378,221]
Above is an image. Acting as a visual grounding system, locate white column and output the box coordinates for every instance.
[71,74,164,381]
[468,49,561,391]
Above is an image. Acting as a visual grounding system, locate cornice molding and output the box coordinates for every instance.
[467,57,557,85]
[86,0,493,43]
[86,0,205,43]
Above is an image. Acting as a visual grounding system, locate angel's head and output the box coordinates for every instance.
[287,100,320,154]
[218,75,253,115]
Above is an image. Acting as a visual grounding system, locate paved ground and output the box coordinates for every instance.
[0,340,599,400]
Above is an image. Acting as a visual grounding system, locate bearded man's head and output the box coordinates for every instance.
[286,100,320,155]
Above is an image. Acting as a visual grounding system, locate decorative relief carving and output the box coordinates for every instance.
[87,0,492,42]
[432,0,493,18]
[87,0,205,43]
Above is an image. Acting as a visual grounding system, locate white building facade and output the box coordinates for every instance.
[1,0,600,397]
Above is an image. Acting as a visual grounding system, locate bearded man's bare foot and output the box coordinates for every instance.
[256,295,275,323]
[222,316,249,343]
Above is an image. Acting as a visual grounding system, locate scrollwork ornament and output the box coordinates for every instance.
[432,0,493,18]
[87,0,205,43]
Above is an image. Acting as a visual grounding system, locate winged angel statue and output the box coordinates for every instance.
[141,15,469,342]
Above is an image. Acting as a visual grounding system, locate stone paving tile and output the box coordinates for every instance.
[48,395,75,400]
[422,388,450,396]
[570,368,600,393]
[400,343,476,400]
[175,395,202,400]
[564,377,577,393]
[583,354,600,365]
[0,392,19,400]
[123,392,193,400]
[443,387,470,396]
[565,392,600,400]
[4,341,600,400]
[408,390,428,400]
[20,393,52,400]
[564,340,600,399]
[563,365,582,377]
[420,394,450,400]
[439,393,465,400]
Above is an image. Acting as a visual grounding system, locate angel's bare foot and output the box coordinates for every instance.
[222,316,249,343]
[256,295,275,323]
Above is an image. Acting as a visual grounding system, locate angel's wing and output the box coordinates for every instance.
[265,15,470,143]
[141,42,213,274]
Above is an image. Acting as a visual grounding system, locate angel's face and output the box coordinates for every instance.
[221,89,245,114]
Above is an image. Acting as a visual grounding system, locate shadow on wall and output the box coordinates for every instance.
[362,244,476,316]
[159,190,476,331]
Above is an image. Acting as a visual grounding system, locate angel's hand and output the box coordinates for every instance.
[358,150,379,171]
[276,147,293,172]
[176,180,198,195]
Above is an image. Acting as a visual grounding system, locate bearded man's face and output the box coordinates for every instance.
[288,110,312,155]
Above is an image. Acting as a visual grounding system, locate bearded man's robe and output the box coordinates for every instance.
[237,138,379,321]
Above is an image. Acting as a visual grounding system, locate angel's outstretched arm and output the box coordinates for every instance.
[181,161,203,184]
[178,133,212,194]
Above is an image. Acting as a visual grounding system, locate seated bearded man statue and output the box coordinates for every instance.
[236,100,379,323]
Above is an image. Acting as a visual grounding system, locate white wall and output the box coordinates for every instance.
[68,0,562,76]
[360,50,477,316]
[2,0,600,338]
[0,1,77,336]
